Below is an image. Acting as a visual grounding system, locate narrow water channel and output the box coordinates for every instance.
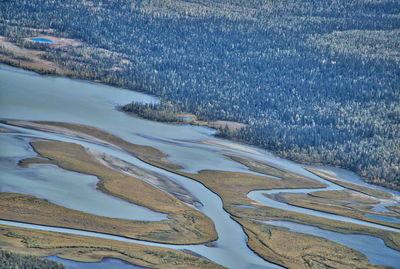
[0,124,282,269]
[1,65,399,268]
[262,220,400,268]
[46,256,144,269]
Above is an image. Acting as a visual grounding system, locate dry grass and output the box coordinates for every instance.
[29,141,176,213]
[139,154,400,253]
[0,36,68,75]
[34,121,166,158]
[3,119,183,170]
[306,168,392,199]
[282,193,400,229]
[0,192,212,245]
[4,120,399,267]
[226,154,327,185]
[3,120,166,158]
[0,224,224,269]
[18,157,56,168]
[234,203,400,251]
[14,140,217,245]
[0,127,14,133]
[309,190,379,204]
[139,154,325,208]
[235,218,386,269]
[387,206,400,214]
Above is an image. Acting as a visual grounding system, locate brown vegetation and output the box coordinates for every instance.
[281,193,400,229]
[2,120,166,158]
[0,192,211,245]
[306,168,392,199]
[0,224,223,268]
[13,141,217,244]
[309,190,379,204]
[3,120,398,268]
[387,206,400,214]
[138,152,400,265]
[0,36,67,75]
[236,219,386,269]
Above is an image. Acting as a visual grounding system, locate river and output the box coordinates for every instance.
[0,65,399,268]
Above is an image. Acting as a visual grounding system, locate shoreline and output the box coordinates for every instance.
[0,60,394,193]
[0,221,223,269]
[3,119,399,235]
[2,119,400,267]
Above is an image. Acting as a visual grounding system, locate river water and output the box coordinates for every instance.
[0,65,399,268]
[0,135,167,221]
[262,220,400,268]
[46,256,144,269]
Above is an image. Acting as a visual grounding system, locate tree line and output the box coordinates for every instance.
[1,0,399,190]
[0,250,65,269]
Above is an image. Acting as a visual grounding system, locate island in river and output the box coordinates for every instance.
[0,65,399,269]
[1,0,399,193]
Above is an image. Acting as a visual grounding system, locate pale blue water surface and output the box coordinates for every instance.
[46,256,144,269]
[30,38,54,43]
[1,65,399,268]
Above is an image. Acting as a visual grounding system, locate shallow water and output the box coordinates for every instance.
[263,220,400,268]
[0,135,167,221]
[4,122,398,268]
[1,64,399,268]
[46,256,144,269]
[30,38,54,43]
[365,213,400,225]
[232,204,257,209]
[0,125,281,269]
[248,189,400,233]
[307,165,400,197]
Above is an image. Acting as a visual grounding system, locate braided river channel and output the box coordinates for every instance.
[1,65,399,268]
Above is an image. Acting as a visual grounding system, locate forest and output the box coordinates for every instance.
[122,102,185,123]
[0,0,399,190]
[0,250,64,269]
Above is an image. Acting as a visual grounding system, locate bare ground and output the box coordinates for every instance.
[0,36,68,75]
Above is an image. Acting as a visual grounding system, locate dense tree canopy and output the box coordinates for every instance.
[0,250,65,269]
[1,0,399,190]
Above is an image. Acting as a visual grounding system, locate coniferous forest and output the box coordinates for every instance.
[0,250,64,269]
[0,0,399,190]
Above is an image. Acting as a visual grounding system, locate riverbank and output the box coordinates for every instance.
[229,155,400,229]
[16,138,217,245]
[4,119,398,268]
[0,224,223,268]
[120,103,246,136]
[1,37,398,193]
[0,36,68,76]
[136,151,400,267]
[1,65,399,268]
